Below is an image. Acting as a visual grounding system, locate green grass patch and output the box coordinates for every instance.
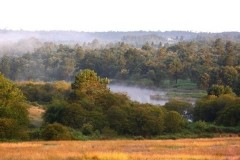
[162,79,198,90]
[166,90,207,99]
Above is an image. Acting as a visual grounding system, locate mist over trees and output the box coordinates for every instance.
[1,36,240,97]
[0,30,240,140]
[1,30,240,50]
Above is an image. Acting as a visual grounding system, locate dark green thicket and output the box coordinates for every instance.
[41,123,73,140]
[43,70,186,138]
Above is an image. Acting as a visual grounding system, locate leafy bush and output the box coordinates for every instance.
[82,123,94,135]
[164,99,193,119]
[0,74,29,140]
[0,118,18,139]
[194,93,240,127]
[18,81,70,104]
[29,129,42,140]
[101,126,118,139]
[164,111,185,133]
[194,120,208,132]
[126,104,165,136]
[207,85,233,97]
[41,123,73,140]
[0,118,29,140]
[216,104,240,126]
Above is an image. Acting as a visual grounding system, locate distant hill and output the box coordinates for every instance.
[1,30,240,44]
[0,30,240,56]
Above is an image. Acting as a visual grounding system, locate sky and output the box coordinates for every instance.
[0,0,239,32]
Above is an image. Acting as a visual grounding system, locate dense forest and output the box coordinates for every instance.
[0,32,240,140]
[1,38,240,93]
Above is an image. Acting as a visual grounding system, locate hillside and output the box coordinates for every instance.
[1,30,240,44]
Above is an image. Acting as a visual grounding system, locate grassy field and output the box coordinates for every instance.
[0,137,239,160]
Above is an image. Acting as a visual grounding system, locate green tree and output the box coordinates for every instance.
[44,101,86,130]
[43,101,65,124]
[193,94,237,123]
[41,123,73,140]
[233,79,240,96]
[168,58,184,84]
[224,41,235,66]
[141,42,152,51]
[70,69,109,102]
[0,73,29,139]
[216,104,240,126]
[213,38,225,55]
[0,118,18,139]
[127,104,165,136]
[193,96,218,122]
[213,38,225,65]
[0,55,11,78]
[199,73,210,89]
[220,66,238,86]
[81,123,94,135]
[164,99,193,120]
[207,85,233,97]
[107,106,129,134]
[164,111,185,133]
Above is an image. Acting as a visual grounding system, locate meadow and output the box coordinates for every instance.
[0,137,239,160]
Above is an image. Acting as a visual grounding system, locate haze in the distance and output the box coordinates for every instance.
[0,0,239,32]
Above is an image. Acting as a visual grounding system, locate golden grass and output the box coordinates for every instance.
[0,137,239,160]
[28,106,45,127]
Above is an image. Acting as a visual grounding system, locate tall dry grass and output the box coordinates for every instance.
[0,137,239,160]
[28,106,45,127]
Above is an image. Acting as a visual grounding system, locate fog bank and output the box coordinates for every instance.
[109,84,168,105]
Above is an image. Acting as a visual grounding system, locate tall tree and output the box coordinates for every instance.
[70,69,109,102]
[168,58,184,84]
[0,74,29,139]
[224,41,235,66]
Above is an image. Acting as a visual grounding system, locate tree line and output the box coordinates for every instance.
[1,69,240,140]
[1,37,240,140]
[1,38,240,94]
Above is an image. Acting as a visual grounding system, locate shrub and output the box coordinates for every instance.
[194,120,208,131]
[207,85,233,97]
[102,126,118,139]
[164,99,193,120]
[216,104,240,126]
[41,123,73,140]
[82,123,94,135]
[164,111,185,133]
[0,74,29,140]
[0,118,17,139]
[29,129,42,140]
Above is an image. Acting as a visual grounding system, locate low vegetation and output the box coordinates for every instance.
[0,137,239,160]
[0,36,240,142]
[0,36,240,159]
[0,69,239,141]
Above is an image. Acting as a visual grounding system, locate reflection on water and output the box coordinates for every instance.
[109,84,168,105]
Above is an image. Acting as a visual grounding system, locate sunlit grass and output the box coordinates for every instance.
[28,105,45,127]
[0,137,239,160]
